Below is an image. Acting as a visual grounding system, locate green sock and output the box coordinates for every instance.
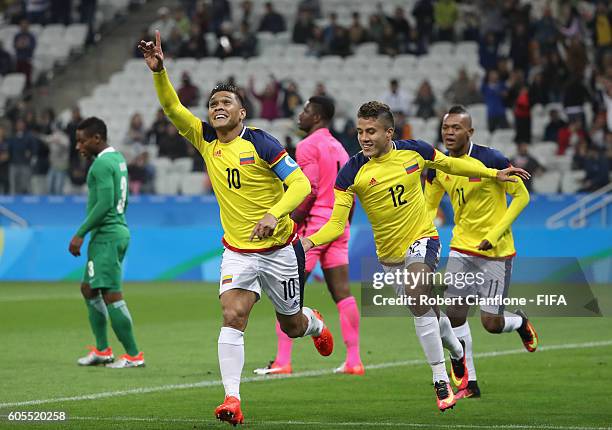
[86,297,109,351]
[107,300,139,356]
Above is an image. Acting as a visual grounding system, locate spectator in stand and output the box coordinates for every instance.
[164,27,185,58]
[215,22,239,58]
[579,147,610,192]
[513,84,531,143]
[193,1,211,34]
[173,7,191,38]
[368,14,385,44]
[27,0,49,24]
[393,112,413,140]
[179,24,208,58]
[0,41,13,76]
[13,19,36,86]
[249,75,280,120]
[210,0,231,33]
[329,26,352,57]
[147,108,169,146]
[323,12,340,47]
[572,140,588,170]
[50,0,71,25]
[298,0,321,18]
[590,1,612,63]
[150,7,175,40]
[337,119,360,156]
[496,57,512,83]
[128,152,155,195]
[177,72,200,107]
[235,22,258,58]
[544,109,567,142]
[292,9,315,44]
[528,72,550,106]
[348,12,368,45]
[481,70,509,132]
[510,22,531,75]
[305,26,325,57]
[313,81,329,98]
[480,0,504,42]
[281,80,302,118]
[444,68,483,106]
[7,118,37,194]
[566,36,589,78]
[258,2,286,34]
[533,5,558,56]
[65,105,82,166]
[462,10,480,41]
[237,0,255,28]
[0,126,9,194]
[511,143,545,192]
[31,109,52,194]
[557,119,587,155]
[543,51,570,102]
[405,28,426,56]
[123,113,147,147]
[158,123,189,159]
[40,122,69,194]
[589,113,608,150]
[563,77,591,125]
[412,0,434,47]
[391,7,411,49]
[382,79,411,115]
[479,32,499,71]
[434,0,457,42]
[378,24,399,56]
[414,80,437,119]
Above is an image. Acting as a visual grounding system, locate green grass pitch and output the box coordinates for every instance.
[1,282,611,429]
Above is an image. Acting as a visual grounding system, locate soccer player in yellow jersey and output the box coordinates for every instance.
[301,101,530,411]
[139,31,333,426]
[425,106,539,399]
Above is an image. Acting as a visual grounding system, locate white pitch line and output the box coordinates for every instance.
[1,340,611,409]
[4,415,608,430]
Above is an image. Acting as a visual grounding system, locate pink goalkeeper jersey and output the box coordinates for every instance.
[295,128,350,227]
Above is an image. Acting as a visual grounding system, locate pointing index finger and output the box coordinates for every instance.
[155,30,161,48]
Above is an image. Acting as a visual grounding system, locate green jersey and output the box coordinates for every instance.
[76,147,130,242]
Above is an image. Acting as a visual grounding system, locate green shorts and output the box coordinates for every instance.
[82,238,129,291]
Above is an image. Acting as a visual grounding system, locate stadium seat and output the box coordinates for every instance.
[171,157,193,174]
[533,171,561,193]
[180,172,209,195]
[561,171,586,193]
[490,129,515,145]
[155,172,181,195]
[1,74,26,99]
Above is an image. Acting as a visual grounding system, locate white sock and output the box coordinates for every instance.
[502,311,523,333]
[218,327,244,400]
[453,321,476,381]
[439,311,463,360]
[414,308,448,383]
[302,307,323,337]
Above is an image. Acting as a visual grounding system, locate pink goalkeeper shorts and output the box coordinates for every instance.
[301,223,350,273]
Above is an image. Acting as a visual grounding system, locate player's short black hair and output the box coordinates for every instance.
[446,105,472,127]
[77,117,107,141]
[308,96,335,122]
[357,101,394,129]
[209,83,244,107]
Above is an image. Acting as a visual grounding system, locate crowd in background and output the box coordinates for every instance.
[1,0,612,195]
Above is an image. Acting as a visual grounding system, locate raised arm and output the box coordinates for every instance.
[139,31,202,144]
[426,149,530,183]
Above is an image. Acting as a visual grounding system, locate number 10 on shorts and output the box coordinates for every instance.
[281,279,297,300]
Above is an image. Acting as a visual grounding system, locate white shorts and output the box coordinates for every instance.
[444,249,513,314]
[381,237,441,297]
[219,241,305,315]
